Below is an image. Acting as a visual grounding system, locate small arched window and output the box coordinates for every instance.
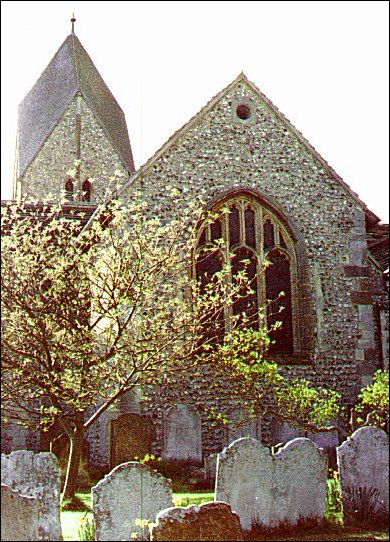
[65,178,74,202]
[195,195,299,358]
[82,178,92,202]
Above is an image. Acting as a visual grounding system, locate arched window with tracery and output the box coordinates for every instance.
[194,194,301,358]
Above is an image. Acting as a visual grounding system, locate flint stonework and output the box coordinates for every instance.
[215,437,328,530]
[92,461,173,541]
[0,450,62,541]
[337,426,389,519]
[150,501,243,541]
[1,484,39,541]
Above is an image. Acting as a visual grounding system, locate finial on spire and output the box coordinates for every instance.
[71,13,76,34]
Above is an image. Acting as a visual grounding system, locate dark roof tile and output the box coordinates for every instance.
[18,34,134,179]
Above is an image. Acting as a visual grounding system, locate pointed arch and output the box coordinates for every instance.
[194,190,314,363]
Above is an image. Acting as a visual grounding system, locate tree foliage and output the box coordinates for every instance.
[206,327,342,435]
[2,188,386,503]
[352,369,389,430]
[1,192,252,500]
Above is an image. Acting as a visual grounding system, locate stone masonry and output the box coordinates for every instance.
[19,97,129,203]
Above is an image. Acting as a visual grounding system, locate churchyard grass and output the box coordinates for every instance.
[172,491,214,507]
[61,490,214,540]
[60,490,389,541]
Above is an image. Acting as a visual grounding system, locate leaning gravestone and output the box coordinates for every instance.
[337,426,389,522]
[150,501,243,541]
[1,484,39,541]
[215,437,327,531]
[1,450,62,541]
[92,461,173,541]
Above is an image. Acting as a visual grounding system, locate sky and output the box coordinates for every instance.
[1,1,389,222]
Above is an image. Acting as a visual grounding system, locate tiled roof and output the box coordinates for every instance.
[17,34,134,179]
[367,222,389,272]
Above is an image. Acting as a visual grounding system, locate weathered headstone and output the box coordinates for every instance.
[337,426,389,521]
[272,438,328,526]
[1,450,62,541]
[215,437,272,531]
[215,437,327,531]
[110,413,154,469]
[162,403,202,464]
[150,501,243,541]
[1,484,39,541]
[222,409,261,448]
[270,420,303,445]
[92,461,173,541]
[270,419,339,451]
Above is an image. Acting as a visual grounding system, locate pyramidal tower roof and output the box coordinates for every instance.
[17,32,135,179]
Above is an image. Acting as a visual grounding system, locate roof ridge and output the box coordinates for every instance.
[17,33,134,180]
[117,73,380,224]
[118,72,247,195]
[70,33,81,89]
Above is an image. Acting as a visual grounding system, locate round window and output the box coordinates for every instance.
[236,103,251,120]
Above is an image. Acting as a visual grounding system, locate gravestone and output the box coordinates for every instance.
[110,413,154,469]
[270,419,339,468]
[215,437,327,531]
[1,484,39,541]
[150,501,243,541]
[215,437,272,531]
[162,403,202,464]
[204,453,218,485]
[92,461,172,541]
[337,426,389,521]
[270,420,303,445]
[272,438,328,526]
[222,409,261,448]
[1,450,62,541]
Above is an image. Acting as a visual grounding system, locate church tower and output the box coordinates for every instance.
[13,17,134,204]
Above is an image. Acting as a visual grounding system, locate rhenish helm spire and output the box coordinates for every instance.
[13,17,135,200]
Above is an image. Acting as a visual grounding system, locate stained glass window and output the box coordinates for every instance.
[195,196,295,356]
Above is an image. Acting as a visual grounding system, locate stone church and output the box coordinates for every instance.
[3,27,389,475]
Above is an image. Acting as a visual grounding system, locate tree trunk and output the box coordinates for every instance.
[62,417,84,502]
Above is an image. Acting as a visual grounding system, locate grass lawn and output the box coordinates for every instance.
[61,491,389,541]
[61,491,213,541]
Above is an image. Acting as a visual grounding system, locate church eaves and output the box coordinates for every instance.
[17,33,135,180]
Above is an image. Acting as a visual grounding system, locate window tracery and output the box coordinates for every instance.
[195,195,298,356]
